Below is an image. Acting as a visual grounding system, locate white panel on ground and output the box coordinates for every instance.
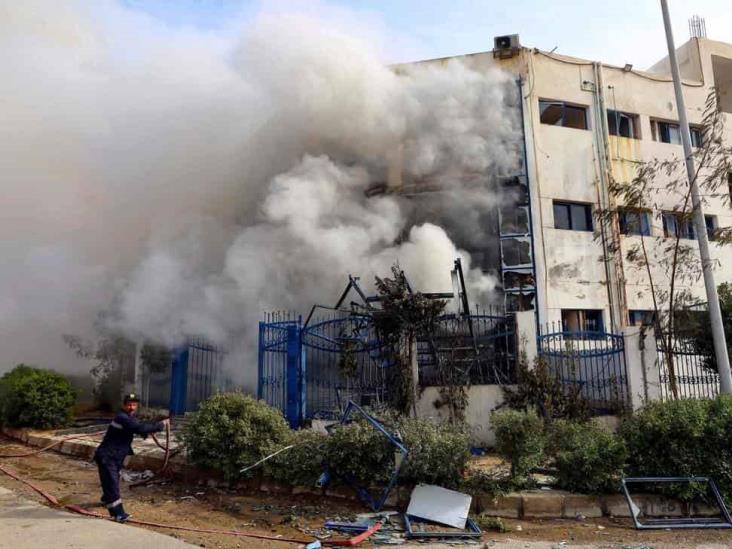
[405,484,472,529]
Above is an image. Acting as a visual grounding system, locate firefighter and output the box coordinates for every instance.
[94,393,169,522]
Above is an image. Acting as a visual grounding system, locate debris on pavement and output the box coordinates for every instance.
[405,484,472,529]
[120,469,154,482]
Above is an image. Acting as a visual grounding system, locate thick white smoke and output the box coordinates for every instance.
[0,1,520,386]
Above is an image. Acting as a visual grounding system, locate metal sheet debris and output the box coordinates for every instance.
[406,484,472,529]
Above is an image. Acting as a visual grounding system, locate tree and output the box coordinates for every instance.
[595,90,732,398]
[370,265,446,415]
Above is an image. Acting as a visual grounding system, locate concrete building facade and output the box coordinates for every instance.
[411,36,732,333]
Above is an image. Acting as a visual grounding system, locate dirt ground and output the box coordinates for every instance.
[2,436,732,548]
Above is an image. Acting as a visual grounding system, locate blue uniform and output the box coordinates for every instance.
[94,411,163,509]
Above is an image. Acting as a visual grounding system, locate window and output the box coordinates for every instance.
[500,206,529,235]
[706,215,717,241]
[607,110,639,139]
[628,310,655,327]
[690,126,704,148]
[662,212,695,240]
[540,100,588,130]
[501,238,532,266]
[651,119,703,147]
[503,271,535,290]
[618,209,651,236]
[553,201,593,231]
[651,119,681,144]
[562,309,604,333]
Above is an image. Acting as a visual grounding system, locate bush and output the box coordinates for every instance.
[394,416,471,488]
[324,419,395,486]
[550,420,627,494]
[621,396,732,499]
[0,365,76,429]
[181,393,291,482]
[492,409,545,482]
[323,410,472,488]
[266,429,327,486]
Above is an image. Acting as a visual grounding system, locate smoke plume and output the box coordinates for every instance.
[0,1,520,387]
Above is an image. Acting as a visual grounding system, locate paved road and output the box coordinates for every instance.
[0,486,194,549]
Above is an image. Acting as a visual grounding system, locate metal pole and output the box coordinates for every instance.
[660,0,732,394]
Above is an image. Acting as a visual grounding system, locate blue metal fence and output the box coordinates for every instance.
[258,310,516,426]
[538,328,629,412]
[169,337,227,415]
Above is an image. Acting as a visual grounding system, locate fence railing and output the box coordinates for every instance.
[418,313,516,386]
[537,329,630,412]
[655,330,719,400]
[258,310,517,427]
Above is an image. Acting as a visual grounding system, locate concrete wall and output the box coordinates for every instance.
[415,384,507,447]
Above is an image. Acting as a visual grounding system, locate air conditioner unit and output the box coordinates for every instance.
[493,34,520,59]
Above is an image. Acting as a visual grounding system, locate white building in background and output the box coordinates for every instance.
[402,35,732,333]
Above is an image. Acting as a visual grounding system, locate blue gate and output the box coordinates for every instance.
[169,337,227,415]
[258,311,516,426]
[538,329,629,412]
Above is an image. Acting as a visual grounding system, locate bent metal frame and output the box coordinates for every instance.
[622,476,732,529]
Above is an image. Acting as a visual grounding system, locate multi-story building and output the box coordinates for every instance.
[404,35,732,333]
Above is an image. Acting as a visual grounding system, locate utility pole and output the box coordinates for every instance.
[660,0,732,394]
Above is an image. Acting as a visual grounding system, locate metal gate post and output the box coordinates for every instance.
[285,324,302,428]
[169,345,190,416]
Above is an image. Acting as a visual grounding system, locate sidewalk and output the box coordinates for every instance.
[0,486,194,549]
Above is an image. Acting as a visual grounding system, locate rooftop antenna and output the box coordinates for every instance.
[688,15,707,39]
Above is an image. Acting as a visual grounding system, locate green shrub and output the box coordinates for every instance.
[181,393,291,482]
[621,396,732,499]
[550,420,627,494]
[491,409,545,482]
[394,416,471,488]
[266,429,327,486]
[0,365,76,429]
[324,419,395,486]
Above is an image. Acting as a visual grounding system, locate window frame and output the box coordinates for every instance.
[651,118,704,147]
[705,214,717,241]
[553,201,593,232]
[618,208,651,236]
[561,309,605,334]
[628,310,656,327]
[607,109,640,139]
[662,211,696,240]
[539,99,590,130]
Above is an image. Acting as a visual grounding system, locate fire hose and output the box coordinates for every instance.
[0,427,381,546]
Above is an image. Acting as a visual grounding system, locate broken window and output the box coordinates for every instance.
[500,206,529,235]
[607,110,639,139]
[539,100,588,130]
[662,212,695,240]
[501,238,531,267]
[628,310,656,327]
[500,176,528,204]
[651,119,703,147]
[618,208,651,236]
[562,309,604,333]
[553,201,593,231]
[503,271,535,290]
[506,292,535,312]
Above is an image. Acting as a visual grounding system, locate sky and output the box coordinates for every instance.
[121,0,732,69]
